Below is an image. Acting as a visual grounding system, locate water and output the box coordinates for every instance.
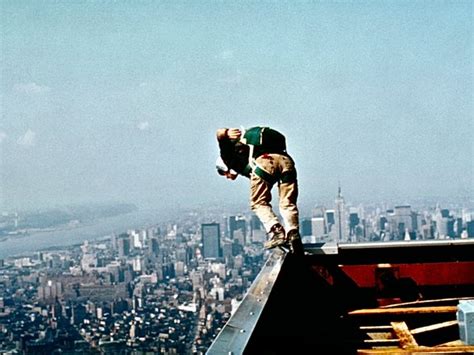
[0,208,170,258]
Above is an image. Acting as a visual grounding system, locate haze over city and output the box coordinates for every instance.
[1,1,472,212]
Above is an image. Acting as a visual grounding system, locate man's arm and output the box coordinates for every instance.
[216,128,241,141]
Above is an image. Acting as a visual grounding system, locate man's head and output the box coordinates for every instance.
[216,157,238,180]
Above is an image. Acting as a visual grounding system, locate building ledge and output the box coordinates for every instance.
[208,240,474,354]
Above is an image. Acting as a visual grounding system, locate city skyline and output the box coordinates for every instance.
[1,196,473,351]
[1,195,472,259]
[1,1,473,211]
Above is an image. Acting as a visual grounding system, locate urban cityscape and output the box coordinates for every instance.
[1,0,472,353]
[0,191,473,354]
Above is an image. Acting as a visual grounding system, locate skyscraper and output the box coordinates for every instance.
[435,207,450,238]
[324,209,336,238]
[250,214,264,242]
[118,237,131,258]
[454,218,464,237]
[311,217,326,239]
[467,221,474,238]
[202,223,221,259]
[394,205,413,238]
[229,215,246,241]
[148,237,159,257]
[250,215,262,231]
[335,185,347,242]
[325,210,335,225]
[349,210,360,236]
[301,218,312,237]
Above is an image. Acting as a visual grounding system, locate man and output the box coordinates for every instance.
[216,126,303,255]
[216,128,251,180]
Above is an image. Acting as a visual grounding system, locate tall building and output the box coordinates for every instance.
[379,216,388,231]
[467,221,474,238]
[324,209,336,238]
[130,230,142,249]
[311,217,326,239]
[250,215,262,231]
[301,218,312,237]
[462,209,472,224]
[233,229,246,246]
[349,209,360,236]
[454,218,464,237]
[202,223,221,259]
[148,237,159,256]
[447,218,456,238]
[413,212,423,236]
[394,205,413,238]
[435,207,450,238]
[335,185,347,242]
[325,209,335,225]
[250,215,265,243]
[118,237,131,258]
[229,215,246,241]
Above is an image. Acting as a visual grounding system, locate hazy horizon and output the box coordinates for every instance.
[1,1,472,212]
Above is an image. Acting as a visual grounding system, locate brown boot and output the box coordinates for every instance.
[264,223,287,249]
[287,229,304,256]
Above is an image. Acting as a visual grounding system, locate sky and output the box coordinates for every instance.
[0,0,473,212]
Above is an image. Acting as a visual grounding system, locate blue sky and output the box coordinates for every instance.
[0,1,472,211]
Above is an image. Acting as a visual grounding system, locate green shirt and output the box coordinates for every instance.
[241,127,287,158]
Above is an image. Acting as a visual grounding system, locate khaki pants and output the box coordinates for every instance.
[250,153,299,233]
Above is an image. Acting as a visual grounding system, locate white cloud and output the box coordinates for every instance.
[137,121,150,131]
[17,129,36,147]
[14,82,51,94]
[0,131,7,143]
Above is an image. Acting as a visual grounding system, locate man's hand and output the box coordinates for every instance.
[227,128,241,140]
[224,171,238,180]
[216,128,242,140]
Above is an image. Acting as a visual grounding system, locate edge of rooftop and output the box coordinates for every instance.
[305,238,474,254]
[207,239,474,354]
[205,249,286,355]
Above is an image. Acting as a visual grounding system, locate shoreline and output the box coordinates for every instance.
[0,208,167,259]
[0,221,96,243]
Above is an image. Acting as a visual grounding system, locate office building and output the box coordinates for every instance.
[311,217,326,239]
[118,237,131,258]
[202,223,221,259]
[335,186,347,242]
[229,215,246,242]
[301,218,312,237]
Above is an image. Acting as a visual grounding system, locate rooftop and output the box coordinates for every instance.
[207,239,474,354]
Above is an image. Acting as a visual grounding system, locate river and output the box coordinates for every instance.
[0,208,173,259]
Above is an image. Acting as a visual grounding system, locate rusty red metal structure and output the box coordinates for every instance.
[207,240,474,354]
